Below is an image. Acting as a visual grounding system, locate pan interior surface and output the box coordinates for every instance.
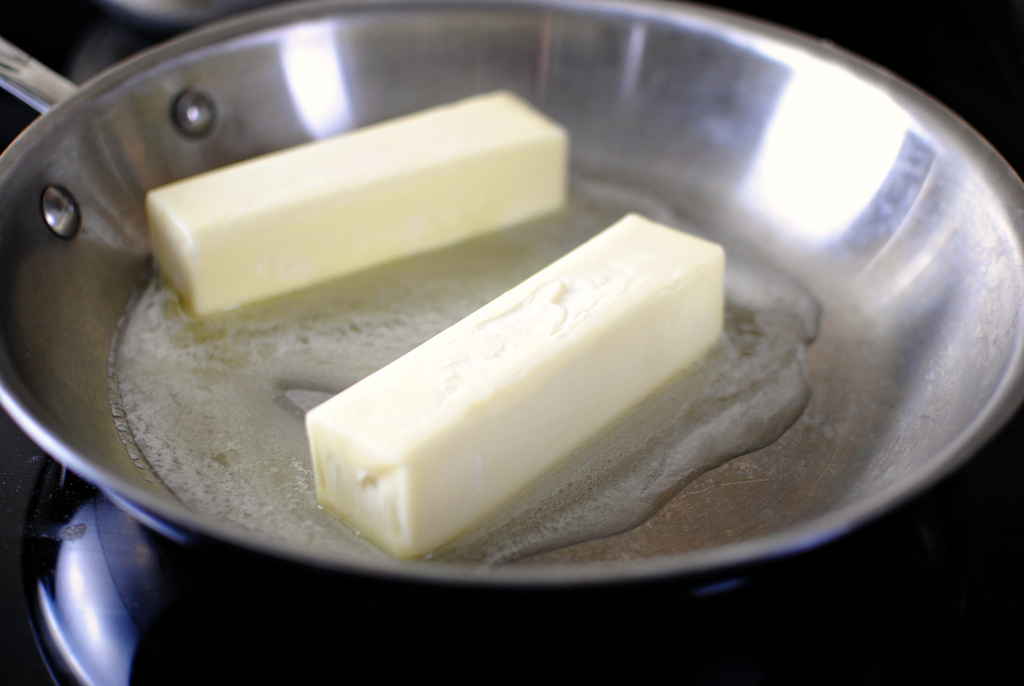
[0,0,1022,583]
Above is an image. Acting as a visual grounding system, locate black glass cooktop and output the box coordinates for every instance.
[2,1,1022,683]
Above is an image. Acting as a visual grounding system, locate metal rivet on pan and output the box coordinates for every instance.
[41,185,80,239]
[172,89,215,137]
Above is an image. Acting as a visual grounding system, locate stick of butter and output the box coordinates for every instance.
[306,213,725,557]
[146,91,568,316]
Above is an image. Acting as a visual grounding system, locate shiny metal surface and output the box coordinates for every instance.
[30,496,180,686]
[41,186,81,239]
[0,36,77,113]
[171,89,216,137]
[1,0,1023,585]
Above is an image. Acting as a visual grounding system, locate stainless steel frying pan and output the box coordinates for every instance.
[2,0,1022,585]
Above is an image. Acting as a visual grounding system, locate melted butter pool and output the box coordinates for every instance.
[110,177,819,566]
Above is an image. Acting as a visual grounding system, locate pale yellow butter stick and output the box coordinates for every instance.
[306,213,725,557]
[146,91,568,316]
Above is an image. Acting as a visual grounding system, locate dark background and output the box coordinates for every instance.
[2,1,1022,683]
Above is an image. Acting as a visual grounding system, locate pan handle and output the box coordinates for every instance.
[0,36,77,114]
